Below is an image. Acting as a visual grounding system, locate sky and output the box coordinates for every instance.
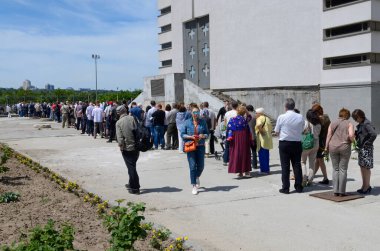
[0,0,159,90]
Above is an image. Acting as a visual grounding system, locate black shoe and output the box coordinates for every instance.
[296,188,303,193]
[357,188,364,193]
[334,193,340,197]
[128,189,140,195]
[318,179,329,185]
[279,189,289,194]
[106,140,112,143]
[359,186,372,194]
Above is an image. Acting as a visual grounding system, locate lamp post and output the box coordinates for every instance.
[116,87,119,102]
[92,54,100,102]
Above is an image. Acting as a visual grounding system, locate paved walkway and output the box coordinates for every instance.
[1,117,380,251]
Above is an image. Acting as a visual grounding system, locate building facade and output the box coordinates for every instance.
[141,0,380,130]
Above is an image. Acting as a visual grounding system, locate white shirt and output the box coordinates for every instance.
[274,110,304,141]
[224,110,237,126]
[86,105,94,120]
[92,106,104,123]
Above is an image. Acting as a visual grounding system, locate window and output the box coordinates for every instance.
[160,6,171,16]
[161,42,172,50]
[324,21,380,40]
[161,59,172,67]
[324,53,380,69]
[160,24,171,33]
[324,0,366,9]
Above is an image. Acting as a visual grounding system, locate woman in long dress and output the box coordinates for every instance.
[227,106,252,178]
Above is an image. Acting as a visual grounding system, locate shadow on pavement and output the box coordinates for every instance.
[140,186,183,194]
[201,185,239,192]
[0,175,30,186]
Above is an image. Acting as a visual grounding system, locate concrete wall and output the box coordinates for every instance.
[183,79,223,113]
[171,0,322,89]
[371,82,380,133]
[142,73,185,106]
[221,88,319,120]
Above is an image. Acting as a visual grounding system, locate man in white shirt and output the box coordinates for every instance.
[92,102,104,139]
[86,103,94,136]
[222,101,239,165]
[274,98,305,194]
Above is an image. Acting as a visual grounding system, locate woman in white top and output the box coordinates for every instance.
[301,109,321,186]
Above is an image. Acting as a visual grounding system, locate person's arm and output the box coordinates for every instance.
[348,123,355,142]
[181,121,194,140]
[116,122,124,150]
[325,124,333,151]
[365,123,377,145]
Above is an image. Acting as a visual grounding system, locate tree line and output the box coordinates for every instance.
[0,88,142,105]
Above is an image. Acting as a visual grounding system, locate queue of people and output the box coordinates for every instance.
[9,97,376,197]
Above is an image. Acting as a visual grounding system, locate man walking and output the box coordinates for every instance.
[166,103,179,150]
[116,105,140,194]
[274,98,305,194]
[86,102,94,136]
[151,104,166,150]
[92,102,104,139]
[61,101,70,128]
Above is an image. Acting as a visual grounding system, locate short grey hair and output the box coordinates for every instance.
[285,98,295,110]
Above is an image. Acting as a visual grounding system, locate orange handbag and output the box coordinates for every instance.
[184,141,197,152]
[184,121,198,153]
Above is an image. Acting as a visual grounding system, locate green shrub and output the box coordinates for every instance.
[103,200,147,251]
[1,220,76,251]
[150,228,171,250]
[0,192,20,203]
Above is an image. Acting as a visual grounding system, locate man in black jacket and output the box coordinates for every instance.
[151,104,166,150]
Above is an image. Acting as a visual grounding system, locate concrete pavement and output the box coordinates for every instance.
[1,117,380,251]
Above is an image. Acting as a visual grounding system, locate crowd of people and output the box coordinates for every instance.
[5,97,377,196]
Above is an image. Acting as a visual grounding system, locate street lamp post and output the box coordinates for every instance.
[116,87,119,102]
[92,54,100,102]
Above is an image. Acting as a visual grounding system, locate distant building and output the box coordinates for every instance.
[22,80,31,90]
[66,87,74,90]
[79,88,91,91]
[45,84,54,90]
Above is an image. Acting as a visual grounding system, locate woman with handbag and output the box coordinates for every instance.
[255,108,273,174]
[301,109,321,186]
[181,105,209,195]
[352,109,377,194]
[227,106,252,178]
[325,108,355,197]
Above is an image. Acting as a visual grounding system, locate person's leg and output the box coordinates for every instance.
[251,144,258,169]
[173,126,178,149]
[99,121,104,138]
[153,126,159,149]
[93,122,98,138]
[308,148,318,182]
[205,135,210,155]
[291,142,303,191]
[338,148,351,194]
[258,148,269,173]
[301,150,309,183]
[279,141,291,191]
[178,129,184,152]
[209,130,215,154]
[329,151,340,194]
[186,152,197,185]
[121,150,140,190]
[223,140,230,164]
[364,168,371,190]
[195,146,205,178]
[159,126,165,149]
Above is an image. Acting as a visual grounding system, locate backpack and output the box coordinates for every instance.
[302,123,314,150]
[134,119,153,152]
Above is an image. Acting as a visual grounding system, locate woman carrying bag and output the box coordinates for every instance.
[352,109,377,194]
[181,105,209,195]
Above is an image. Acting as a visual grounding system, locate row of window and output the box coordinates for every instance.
[324,0,368,10]
[324,53,380,69]
[325,21,380,40]
[158,6,172,68]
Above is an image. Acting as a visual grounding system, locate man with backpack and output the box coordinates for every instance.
[116,105,141,194]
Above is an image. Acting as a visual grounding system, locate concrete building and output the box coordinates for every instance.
[45,84,54,90]
[139,0,380,130]
[22,80,32,90]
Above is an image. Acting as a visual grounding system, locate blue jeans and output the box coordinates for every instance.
[154,125,165,149]
[223,140,230,163]
[259,147,270,173]
[187,146,205,185]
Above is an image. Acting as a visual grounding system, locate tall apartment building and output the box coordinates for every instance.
[139,0,380,130]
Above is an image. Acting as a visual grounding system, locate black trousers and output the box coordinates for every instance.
[121,150,140,190]
[209,130,215,154]
[250,143,258,169]
[279,141,303,190]
[81,118,87,134]
[109,120,116,141]
[166,123,178,149]
[76,117,82,130]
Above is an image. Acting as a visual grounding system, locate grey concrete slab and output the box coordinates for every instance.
[1,117,380,251]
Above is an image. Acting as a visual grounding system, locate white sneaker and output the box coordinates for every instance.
[192,186,198,195]
[196,177,200,188]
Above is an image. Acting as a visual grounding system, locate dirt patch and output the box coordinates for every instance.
[0,149,192,251]
[0,157,110,250]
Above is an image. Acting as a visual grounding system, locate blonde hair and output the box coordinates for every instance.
[237,105,247,116]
